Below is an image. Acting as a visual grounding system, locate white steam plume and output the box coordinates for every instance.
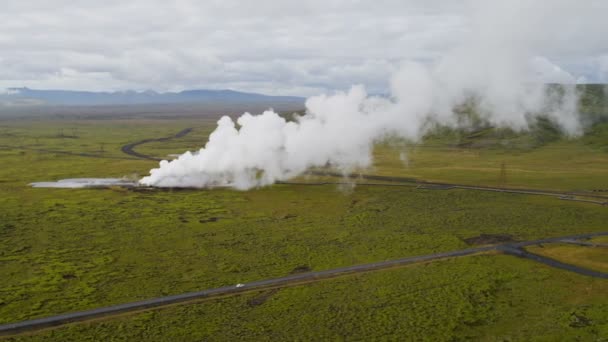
[140,1,585,189]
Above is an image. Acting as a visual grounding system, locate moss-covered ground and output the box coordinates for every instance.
[527,244,608,273]
[371,126,608,191]
[6,255,608,341]
[1,115,607,340]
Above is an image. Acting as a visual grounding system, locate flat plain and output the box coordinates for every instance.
[0,106,607,340]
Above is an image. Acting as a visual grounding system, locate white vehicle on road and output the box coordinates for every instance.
[235,283,245,288]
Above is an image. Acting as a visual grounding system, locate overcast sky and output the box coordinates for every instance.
[1,1,607,96]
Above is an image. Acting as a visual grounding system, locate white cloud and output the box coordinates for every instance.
[0,1,606,95]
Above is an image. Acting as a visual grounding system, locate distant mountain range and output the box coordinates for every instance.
[0,87,304,106]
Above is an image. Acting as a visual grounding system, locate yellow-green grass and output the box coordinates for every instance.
[1,117,608,340]
[4,172,606,324]
[371,140,608,191]
[3,118,608,191]
[7,254,608,341]
[591,236,608,244]
[527,244,608,273]
[0,119,215,161]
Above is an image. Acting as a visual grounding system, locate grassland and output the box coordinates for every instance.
[1,111,607,340]
[6,255,608,341]
[527,244,608,273]
[370,125,608,191]
[592,236,608,244]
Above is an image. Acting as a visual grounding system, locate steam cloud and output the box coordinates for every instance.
[140,1,585,190]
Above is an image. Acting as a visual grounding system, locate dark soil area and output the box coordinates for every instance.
[291,265,312,274]
[199,217,219,223]
[247,289,280,307]
[464,234,515,245]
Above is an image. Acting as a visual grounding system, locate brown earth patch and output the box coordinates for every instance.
[464,234,515,245]
[247,289,280,307]
[291,265,312,274]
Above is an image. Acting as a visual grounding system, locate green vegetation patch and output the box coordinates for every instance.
[1,180,607,323]
[527,244,608,273]
[7,254,608,341]
[1,114,607,341]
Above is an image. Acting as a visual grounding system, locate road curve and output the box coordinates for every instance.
[0,127,194,162]
[120,127,193,161]
[1,231,606,337]
[498,245,608,279]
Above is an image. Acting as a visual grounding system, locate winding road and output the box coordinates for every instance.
[0,127,195,162]
[1,231,606,337]
[120,127,193,161]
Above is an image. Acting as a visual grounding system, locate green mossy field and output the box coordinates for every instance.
[9,255,608,341]
[1,111,607,341]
